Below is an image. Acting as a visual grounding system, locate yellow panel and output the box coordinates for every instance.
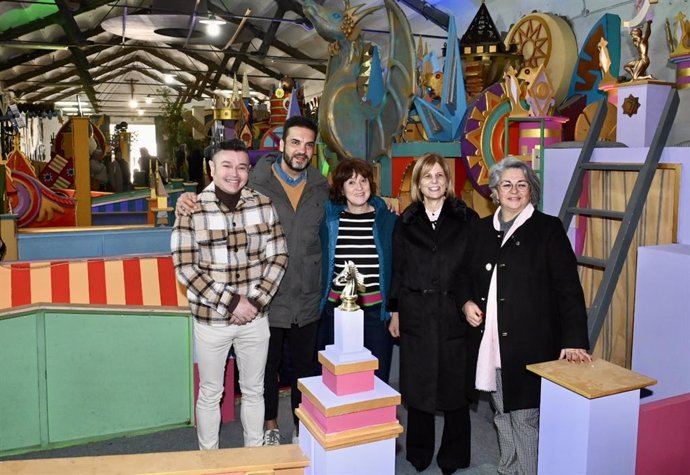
[140,258,162,306]
[104,260,126,305]
[69,261,90,304]
[29,262,52,304]
[0,265,11,310]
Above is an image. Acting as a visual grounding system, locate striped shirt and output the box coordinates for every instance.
[171,184,288,325]
[329,211,382,306]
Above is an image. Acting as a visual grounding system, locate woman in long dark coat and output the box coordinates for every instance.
[388,153,478,474]
[459,157,590,475]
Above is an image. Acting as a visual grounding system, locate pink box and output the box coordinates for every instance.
[636,393,690,475]
[193,359,236,423]
[322,366,374,396]
[301,397,397,433]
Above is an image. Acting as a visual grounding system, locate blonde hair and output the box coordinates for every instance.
[410,153,455,203]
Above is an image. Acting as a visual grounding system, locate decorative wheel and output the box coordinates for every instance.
[506,13,577,104]
[460,83,513,197]
[574,101,617,142]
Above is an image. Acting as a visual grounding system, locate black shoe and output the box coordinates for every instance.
[408,460,429,472]
[441,469,456,475]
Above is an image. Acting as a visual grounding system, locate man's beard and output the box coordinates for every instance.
[284,153,309,172]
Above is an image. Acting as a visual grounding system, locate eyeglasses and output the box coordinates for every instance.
[498,181,530,192]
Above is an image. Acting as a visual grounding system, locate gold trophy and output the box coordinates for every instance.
[333,260,365,312]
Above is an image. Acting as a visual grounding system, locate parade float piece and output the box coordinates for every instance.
[303,0,416,195]
[295,262,402,475]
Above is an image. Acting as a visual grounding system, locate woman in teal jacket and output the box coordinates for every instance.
[319,159,397,382]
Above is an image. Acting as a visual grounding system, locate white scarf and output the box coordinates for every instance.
[475,203,535,392]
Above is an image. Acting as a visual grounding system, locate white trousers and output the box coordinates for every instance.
[194,317,270,449]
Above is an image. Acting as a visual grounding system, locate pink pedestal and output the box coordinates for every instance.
[296,307,401,475]
[193,359,236,423]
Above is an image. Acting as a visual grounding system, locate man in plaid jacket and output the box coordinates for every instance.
[171,139,288,450]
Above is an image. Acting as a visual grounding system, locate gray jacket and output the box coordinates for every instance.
[249,153,329,328]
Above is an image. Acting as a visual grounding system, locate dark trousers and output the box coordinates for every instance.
[264,322,319,425]
[319,301,394,383]
[406,405,471,472]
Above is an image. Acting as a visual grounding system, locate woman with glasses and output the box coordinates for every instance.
[388,153,478,474]
[459,156,591,475]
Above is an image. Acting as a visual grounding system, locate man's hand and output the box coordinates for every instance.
[175,192,200,217]
[232,295,259,324]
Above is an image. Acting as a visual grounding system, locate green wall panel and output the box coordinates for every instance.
[44,312,192,442]
[0,315,42,451]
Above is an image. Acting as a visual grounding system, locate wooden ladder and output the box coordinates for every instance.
[558,89,679,344]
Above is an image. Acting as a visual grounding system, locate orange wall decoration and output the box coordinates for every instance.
[0,256,187,311]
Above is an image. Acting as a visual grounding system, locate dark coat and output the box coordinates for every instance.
[458,210,590,412]
[388,198,478,413]
[249,153,329,328]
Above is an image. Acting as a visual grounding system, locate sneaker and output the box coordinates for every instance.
[291,428,299,444]
[263,428,280,446]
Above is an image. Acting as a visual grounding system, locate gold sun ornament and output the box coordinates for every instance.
[505,13,578,104]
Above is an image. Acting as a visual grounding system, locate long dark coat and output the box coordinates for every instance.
[389,198,478,413]
[458,210,590,412]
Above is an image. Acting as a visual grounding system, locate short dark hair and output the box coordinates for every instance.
[219,139,247,152]
[283,116,317,140]
[329,158,377,204]
[212,139,248,162]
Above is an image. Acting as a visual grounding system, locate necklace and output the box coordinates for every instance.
[424,200,443,216]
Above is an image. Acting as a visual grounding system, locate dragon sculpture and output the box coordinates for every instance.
[303,0,415,193]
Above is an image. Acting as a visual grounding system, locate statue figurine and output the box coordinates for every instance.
[333,260,366,312]
[624,20,655,81]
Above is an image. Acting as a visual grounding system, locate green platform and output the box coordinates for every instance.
[0,306,193,455]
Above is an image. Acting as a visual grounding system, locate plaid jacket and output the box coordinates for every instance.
[171,184,288,325]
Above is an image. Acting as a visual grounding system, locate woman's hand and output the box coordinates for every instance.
[175,192,200,217]
[463,300,484,327]
[559,348,592,363]
[389,312,400,338]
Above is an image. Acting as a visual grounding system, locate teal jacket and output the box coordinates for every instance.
[319,195,397,321]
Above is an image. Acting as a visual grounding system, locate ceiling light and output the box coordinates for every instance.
[145,95,153,104]
[164,74,175,84]
[128,79,138,109]
[200,13,226,37]
[138,109,144,116]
